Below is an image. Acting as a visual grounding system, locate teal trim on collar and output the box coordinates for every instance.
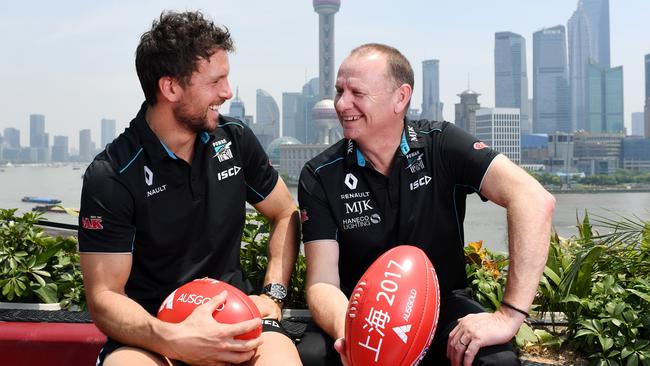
[159,140,178,160]
[200,132,210,144]
[356,148,366,167]
[400,131,410,155]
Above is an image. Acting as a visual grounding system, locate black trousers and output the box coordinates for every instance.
[296,288,520,366]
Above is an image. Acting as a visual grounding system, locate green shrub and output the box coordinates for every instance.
[0,208,84,309]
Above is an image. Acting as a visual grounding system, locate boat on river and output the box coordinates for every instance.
[21,196,62,204]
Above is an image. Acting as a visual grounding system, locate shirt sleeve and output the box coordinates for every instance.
[438,122,500,192]
[298,164,339,243]
[240,125,279,204]
[78,160,136,253]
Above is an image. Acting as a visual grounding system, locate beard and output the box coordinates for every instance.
[173,99,217,133]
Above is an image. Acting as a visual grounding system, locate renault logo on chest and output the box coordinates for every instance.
[344,173,358,190]
[144,166,153,186]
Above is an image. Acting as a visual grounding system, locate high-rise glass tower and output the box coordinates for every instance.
[421,59,443,121]
[79,129,93,161]
[313,0,340,100]
[568,0,610,132]
[533,26,570,134]
[3,128,20,149]
[29,114,47,148]
[495,32,529,134]
[643,53,650,139]
[101,118,116,149]
[282,92,301,141]
[229,87,246,123]
[254,89,280,149]
[52,135,69,162]
[586,62,623,133]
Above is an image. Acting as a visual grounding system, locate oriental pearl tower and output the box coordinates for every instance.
[313,0,342,144]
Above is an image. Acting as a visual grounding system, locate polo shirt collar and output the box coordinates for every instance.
[133,102,215,162]
[344,118,425,168]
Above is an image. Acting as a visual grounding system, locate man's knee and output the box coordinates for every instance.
[103,346,172,366]
[474,344,520,366]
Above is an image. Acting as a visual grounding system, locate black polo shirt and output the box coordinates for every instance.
[298,119,499,297]
[78,103,278,314]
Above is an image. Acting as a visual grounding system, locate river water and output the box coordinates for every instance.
[1,165,648,253]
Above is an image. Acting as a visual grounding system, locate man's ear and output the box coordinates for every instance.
[158,76,183,103]
[394,83,413,114]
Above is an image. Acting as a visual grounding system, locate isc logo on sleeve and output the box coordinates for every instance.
[217,166,241,181]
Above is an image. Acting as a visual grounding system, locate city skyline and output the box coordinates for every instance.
[2,1,649,149]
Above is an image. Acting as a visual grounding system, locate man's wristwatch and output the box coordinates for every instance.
[262,283,287,305]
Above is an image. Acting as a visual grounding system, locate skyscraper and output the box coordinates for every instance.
[495,32,529,134]
[254,89,280,149]
[229,87,247,123]
[643,53,650,139]
[101,118,116,149]
[533,25,570,134]
[79,129,93,161]
[313,0,340,100]
[568,0,611,132]
[631,112,644,137]
[29,114,47,148]
[3,127,20,149]
[421,59,443,121]
[582,0,610,68]
[454,89,481,135]
[586,62,623,133]
[52,135,69,162]
[282,92,301,142]
[475,108,521,164]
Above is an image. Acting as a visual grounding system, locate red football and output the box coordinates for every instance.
[157,278,262,340]
[345,245,440,366]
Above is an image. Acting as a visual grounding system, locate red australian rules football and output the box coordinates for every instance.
[157,278,262,340]
[345,245,441,366]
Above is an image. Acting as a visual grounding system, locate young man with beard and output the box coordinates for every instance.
[298,43,555,365]
[79,11,302,366]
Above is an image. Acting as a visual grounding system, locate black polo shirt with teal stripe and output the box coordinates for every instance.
[298,119,499,297]
[79,102,278,314]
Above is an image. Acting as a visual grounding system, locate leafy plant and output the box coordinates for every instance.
[464,240,508,311]
[0,208,84,309]
[240,211,307,308]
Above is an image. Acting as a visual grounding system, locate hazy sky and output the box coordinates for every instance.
[2,1,649,149]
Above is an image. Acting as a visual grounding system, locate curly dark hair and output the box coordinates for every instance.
[135,10,235,105]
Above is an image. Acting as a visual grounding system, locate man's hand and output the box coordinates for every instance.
[249,294,282,320]
[168,291,263,365]
[334,337,350,366]
[446,308,524,366]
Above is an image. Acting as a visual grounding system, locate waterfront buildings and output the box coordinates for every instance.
[252,89,280,150]
[421,59,443,121]
[454,89,481,135]
[573,131,623,175]
[532,26,570,134]
[643,53,650,139]
[51,135,69,162]
[475,108,521,164]
[495,32,530,134]
[79,129,93,161]
[100,118,116,149]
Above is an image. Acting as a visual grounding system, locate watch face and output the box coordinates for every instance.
[267,283,287,300]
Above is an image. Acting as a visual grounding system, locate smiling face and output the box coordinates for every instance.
[173,49,233,132]
[334,52,402,141]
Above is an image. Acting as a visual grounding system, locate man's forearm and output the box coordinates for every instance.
[264,209,300,286]
[89,290,175,357]
[503,187,555,311]
[307,283,349,340]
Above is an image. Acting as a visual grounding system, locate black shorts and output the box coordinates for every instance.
[295,288,521,366]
